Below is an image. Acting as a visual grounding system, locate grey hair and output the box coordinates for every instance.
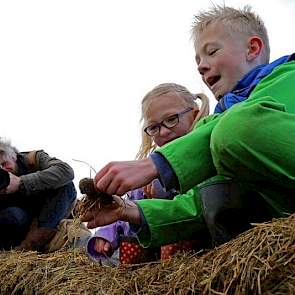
[191,5,270,63]
[0,138,18,160]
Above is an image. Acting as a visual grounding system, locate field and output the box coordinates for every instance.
[1,214,295,294]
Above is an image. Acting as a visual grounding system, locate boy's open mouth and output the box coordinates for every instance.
[206,75,221,88]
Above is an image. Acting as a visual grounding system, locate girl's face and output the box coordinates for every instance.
[144,92,198,147]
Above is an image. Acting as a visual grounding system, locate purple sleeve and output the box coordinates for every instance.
[87,190,145,262]
[128,178,176,200]
[127,187,145,200]
[87,221,131,262]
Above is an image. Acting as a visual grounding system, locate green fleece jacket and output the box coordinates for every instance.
[136,61,295,247]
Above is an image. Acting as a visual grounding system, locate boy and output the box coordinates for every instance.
[81,5,295,247]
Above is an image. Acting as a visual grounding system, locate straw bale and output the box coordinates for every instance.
[1,213,295,294]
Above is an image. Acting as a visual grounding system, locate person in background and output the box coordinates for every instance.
[87,83,209,264]
[0,138,77,252]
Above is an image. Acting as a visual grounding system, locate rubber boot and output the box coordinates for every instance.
[199,180,250,247]
[199,179,274,247]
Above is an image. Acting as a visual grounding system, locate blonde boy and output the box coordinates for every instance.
[82,6,295,247]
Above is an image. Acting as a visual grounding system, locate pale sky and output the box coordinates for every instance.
[0,0,294,192]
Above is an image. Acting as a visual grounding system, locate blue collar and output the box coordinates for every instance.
[214,54,293,113]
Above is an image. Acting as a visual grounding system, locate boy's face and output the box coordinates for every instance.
[195,22,254,99]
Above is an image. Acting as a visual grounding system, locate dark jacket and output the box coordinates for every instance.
[16,150,74,195]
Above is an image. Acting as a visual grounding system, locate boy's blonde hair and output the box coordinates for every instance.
[136,83,209,159]
[191,5,270,64]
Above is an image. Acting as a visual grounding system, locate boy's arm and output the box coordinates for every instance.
[154,114,221,193]
[81,188,204,248]
[133,187,205,247]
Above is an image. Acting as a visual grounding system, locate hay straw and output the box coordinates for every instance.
[1,214,295,294]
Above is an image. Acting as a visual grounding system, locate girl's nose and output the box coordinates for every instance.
[158,125,172,137]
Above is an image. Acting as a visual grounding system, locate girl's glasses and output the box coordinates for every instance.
[144,107,193,136]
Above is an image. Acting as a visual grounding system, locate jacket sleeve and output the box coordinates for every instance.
[20,150,74,195]
[155,113,221,193]
[87,220,132,262]
[135,186,205,247]
[155,61,295,194]
[93,221,131,251]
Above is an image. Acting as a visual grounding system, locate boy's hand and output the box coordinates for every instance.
[94,158,158,196]
[80,195,141,229]
[94,237,113,257]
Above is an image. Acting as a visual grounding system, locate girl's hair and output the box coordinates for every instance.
[136,83,209,159]
[191,5,270,64]
[0,138,18,160]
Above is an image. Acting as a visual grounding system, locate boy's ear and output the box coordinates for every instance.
[246,36,263,61]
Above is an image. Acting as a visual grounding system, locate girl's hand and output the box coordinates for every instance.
[94,237,113,257]
[143,183,157,198]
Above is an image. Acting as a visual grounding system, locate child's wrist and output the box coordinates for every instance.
[120,206,141,225]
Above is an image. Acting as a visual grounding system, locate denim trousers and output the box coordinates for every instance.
[0,182,77,249]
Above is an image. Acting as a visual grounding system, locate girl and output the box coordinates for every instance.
[86,83,209,264]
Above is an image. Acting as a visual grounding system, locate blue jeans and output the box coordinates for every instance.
[0,182,77,249]
[38,182,77,228]
[0,207,31,249]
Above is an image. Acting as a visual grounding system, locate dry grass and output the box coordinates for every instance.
[1,214,295,294]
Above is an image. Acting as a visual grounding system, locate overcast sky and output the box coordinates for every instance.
[0,0,294,192]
